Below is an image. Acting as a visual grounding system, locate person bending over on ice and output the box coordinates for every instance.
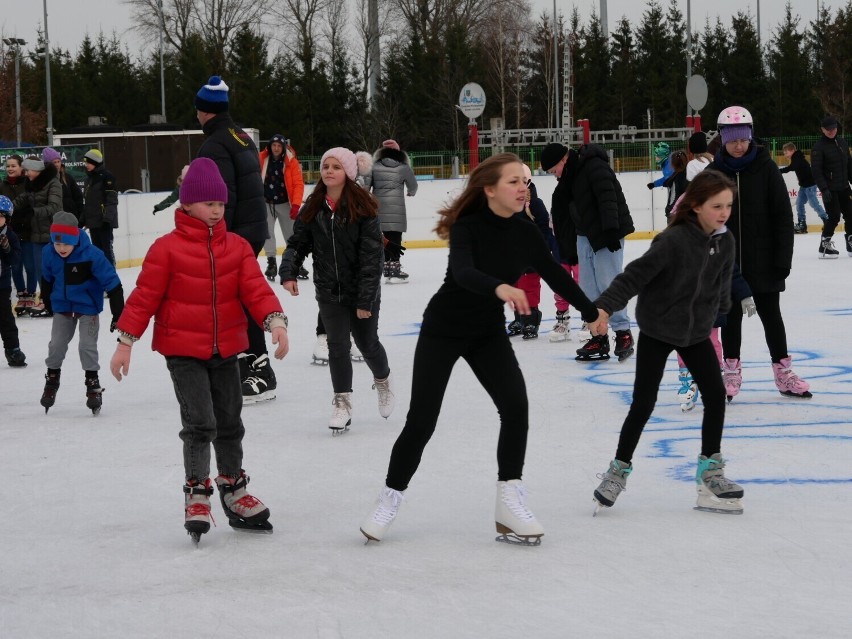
[590,170,745,516]
[360,153,603,546]
[109,158,289,545]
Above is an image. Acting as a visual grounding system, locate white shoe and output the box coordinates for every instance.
[312,334,329,366]
[329,392,352,433]
[360,486,405,541]
[373,373,395,419]
[548,311,570,342]
[495,480,544,543]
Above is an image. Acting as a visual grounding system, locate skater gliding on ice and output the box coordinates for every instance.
[109,158,289,544]
[590,170,744,515]
[39,211,125,415]
[0,196,27,368]
[360,153,603,545]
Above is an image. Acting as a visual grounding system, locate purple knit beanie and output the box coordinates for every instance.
[720,124,752,145]
[179,158,228,205]
[320,147,358,181]
[42,147,61,164]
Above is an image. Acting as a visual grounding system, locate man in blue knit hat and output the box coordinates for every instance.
[195,75,277,404]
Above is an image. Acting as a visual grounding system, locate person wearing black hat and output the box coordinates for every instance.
[80,149,119,268]
[195,75,277,403]
[540,142,636,362]
[810,115,852,257]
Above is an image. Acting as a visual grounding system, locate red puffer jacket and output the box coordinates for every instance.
[118,209,283,359]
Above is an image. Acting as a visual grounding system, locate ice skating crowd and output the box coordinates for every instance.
[4,74,847,547]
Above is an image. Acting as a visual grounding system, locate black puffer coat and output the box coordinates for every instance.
[279,200,384,310]
[810,134,852,193]
[13,163,62,243]
[81,165,118,229]
[708,145,794,294]
[197,112,267,247]
[559,144,635,251]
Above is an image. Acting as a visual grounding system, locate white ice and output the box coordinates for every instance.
[2,233,850,638]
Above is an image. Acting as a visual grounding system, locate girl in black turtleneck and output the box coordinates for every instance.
[360,152,603,545]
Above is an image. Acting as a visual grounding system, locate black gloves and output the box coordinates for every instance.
[384,241,406,262]
[603,229,622,253]
[646,182,655,190]
[823,191,832,204]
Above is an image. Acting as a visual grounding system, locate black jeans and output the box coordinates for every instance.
[89,226,115,266]
[317,300,390,393]
[166,355,245,482]
[822,188,852,237]
[722,291,788,363]
[614,332,726,463]
[386,333,528,491]
[0,287,19,350]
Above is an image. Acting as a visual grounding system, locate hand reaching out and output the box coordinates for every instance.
[495,284,530,316]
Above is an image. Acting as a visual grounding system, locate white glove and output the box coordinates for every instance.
[741,297,757,317]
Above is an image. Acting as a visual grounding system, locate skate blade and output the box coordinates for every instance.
[350,356,365,363]
[311,358,330,366]
[188,531,202,545]
[779,390,813,399]
[228,519,273,533]
[592,500,609,517]
[242,391,276,405]
[575,353,610,361]
[384,277,409,285]
[616,351,634,362]
[360,528,381,543]
[330,422,351,436]
[694,504,743,515]
[680,401,696,412]
[495,532,542,546]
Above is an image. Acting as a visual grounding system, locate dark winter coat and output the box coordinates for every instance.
[2,176,28,242]
[708,145,794,294]
[810,134,852,193]
[664,170,688,217]
[59,167,84,217]
[596,217,734,348]
[370,147,418,233]
[555,145,635,252]
[197,112,267,247]
[421,207,598,338]
[116,210,282,360]
[0,225,22,289]
[550,168,578,264]
[81,166,119,230]
[279,199,384,310]
[779,150,816,188]
[13,163,63,243]
[40,229,121,316]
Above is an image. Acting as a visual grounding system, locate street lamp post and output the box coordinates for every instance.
[2,37,27,146]
[158,0,166,118]
[44,0,54,145]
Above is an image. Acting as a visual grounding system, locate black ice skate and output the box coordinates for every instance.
[521,309,542,340]
[575,334,610,361]
[506,312,523,337]
[5,347,26,367]
[264,257,277,282]
[215,473,272,532]
[297,266,310,280]
[85,371,103,415]
[41,368,61,413]
[613,330,635,362]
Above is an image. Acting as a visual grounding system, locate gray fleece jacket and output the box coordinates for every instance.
[595,217,734,348]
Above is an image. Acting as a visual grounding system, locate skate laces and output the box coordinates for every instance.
[372,377,394,406]
[372,489,404,525]
[501,483,536,522]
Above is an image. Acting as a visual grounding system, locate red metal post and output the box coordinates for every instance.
[468,122,479,170]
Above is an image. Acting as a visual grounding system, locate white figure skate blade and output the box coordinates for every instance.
[495,533,542,546]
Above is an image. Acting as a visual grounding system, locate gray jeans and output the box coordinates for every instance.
[318,300,390,393]
[263,202,295,257]
[166,355,245,482]
[45,313,100,371]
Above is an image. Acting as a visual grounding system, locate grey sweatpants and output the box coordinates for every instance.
[44,313,100,371]
[263,202,295,257]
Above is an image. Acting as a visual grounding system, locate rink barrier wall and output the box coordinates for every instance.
[111,172,822,269]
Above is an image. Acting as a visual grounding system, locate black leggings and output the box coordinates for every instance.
[721,291,788,363]
[615,332,726,464]
[822,188,852,237]
[386,333,528,491]
[383,230,402,261]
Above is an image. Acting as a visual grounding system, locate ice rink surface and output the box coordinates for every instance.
[2,233,850,638]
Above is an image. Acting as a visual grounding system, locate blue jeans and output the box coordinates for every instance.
[12,241,41,294]
[166,355,245,482]
[796,185,827,224]
[576,235,631,332]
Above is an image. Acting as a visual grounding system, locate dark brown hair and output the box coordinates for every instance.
[301,175,378,224]
[435,152,523,239]
[670,150,688,172]
[669,169,736,226]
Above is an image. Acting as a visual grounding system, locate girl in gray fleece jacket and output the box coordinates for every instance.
[589,170,746,516]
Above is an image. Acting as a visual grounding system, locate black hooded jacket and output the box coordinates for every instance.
[810,134,852,193]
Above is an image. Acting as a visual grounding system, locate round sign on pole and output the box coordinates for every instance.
[458,83,486,119]
[686,75,708,112]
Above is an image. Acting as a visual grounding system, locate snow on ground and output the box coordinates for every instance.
[2,234,851,638]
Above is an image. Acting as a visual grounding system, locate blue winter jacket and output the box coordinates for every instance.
[0,226,22,290]
[41,230,121,315]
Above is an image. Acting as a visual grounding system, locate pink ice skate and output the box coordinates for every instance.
[722,358,741,402]
[772,357,812,399]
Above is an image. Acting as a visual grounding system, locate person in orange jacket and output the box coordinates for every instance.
[259,134,305,280]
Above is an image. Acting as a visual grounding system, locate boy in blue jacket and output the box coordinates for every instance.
[39,211,124,414]
[0,196,27,367]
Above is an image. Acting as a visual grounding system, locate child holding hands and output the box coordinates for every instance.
[110,158,289,544]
